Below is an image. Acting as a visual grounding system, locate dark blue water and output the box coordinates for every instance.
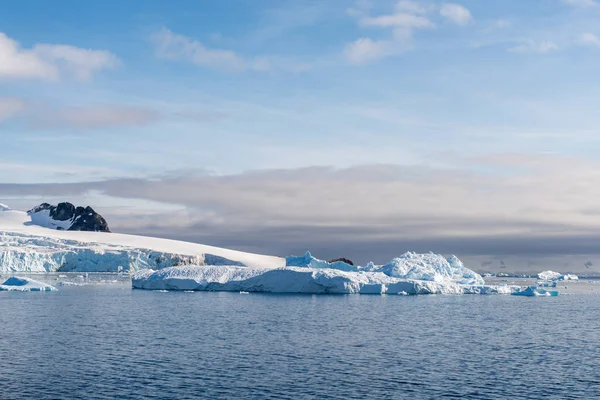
[1,283,599,399]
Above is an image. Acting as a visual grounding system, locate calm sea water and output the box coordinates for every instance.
[1,278,599,399]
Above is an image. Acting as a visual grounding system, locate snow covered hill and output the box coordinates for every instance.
[0,205,285,272]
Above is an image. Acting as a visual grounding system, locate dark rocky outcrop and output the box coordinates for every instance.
[328,258,354,266]
[28,202,111,232]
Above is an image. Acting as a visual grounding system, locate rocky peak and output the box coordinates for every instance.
[27,202,111,232]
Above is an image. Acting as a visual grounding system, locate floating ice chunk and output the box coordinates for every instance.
[537,271,562,281]
[512,286,559,297]
[560,274,579,281]
[0,203,10,211]
[0,277,57,292]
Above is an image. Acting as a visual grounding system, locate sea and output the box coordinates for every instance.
[1,274,599,399]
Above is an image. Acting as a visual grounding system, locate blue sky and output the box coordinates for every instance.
[3,0,600,267]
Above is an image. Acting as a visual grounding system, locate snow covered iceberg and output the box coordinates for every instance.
[512,286,559,297]
[0,277,57,292]
[537,270,579,282]
[287,251,484,285]
[133,252,516,295]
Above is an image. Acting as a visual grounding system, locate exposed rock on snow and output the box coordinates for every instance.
[328,258,354,266]
[0,277,57,292]
[28,202,110,232]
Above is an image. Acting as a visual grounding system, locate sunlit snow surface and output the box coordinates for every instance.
[133,253,518,295]
[0,207,284,272]
[0,277,57,292]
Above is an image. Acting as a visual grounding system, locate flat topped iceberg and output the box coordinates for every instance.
[512,286,559,297]
[0,277,57,292]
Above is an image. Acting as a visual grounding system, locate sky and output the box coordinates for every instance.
[2,0,600,271]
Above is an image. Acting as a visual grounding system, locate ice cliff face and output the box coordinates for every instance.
[0,231,246,273]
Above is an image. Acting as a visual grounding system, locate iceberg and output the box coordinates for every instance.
[560,274,579,281]
[512,286,559,297]
[132,252,518,295]
[537,271,579,282]
[537,271,563,281]
[0,277,57,292]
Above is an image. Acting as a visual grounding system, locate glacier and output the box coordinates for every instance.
[0,277,57,292]
[0,207,284,272]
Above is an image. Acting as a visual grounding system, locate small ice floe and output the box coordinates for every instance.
[240,291,250,294]
[0,277,57,292]
[512,286,559,297]
[398,291,409,296]
[58,274,68,278]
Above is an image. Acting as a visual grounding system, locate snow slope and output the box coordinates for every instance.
[0,207,284,272]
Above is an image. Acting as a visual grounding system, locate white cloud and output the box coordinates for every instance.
[0,32,118,81]
[579,33,600,46]
[33,44,119,80]
[509,40,558,54]
[562,0,597,7]
[345,1,435,63]
[440,3,473,25]
[0,98,25,122]
[345,38,388,64]
[0,33,57,80]
[361,13,434,29]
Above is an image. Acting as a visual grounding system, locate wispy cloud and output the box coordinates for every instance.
[0,98,25,122]
[562,0,597,7]
[26,105,159,130]
[509,39,558,54]
[579,32,600,46]
[152,27,309,73]
[0,32,118,81]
